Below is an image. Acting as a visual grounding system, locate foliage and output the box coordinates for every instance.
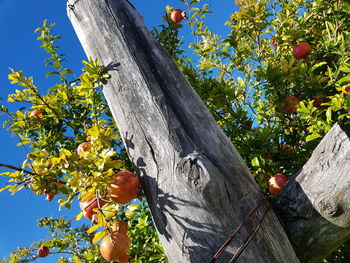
[0,20,165,262]
[176,0,350,191]
[0,201,166,263]
[1,0,350,262]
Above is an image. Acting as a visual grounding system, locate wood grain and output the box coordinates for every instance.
[67,0,300,262]
[273,122,350,263]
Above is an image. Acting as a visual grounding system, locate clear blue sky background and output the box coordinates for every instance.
[0,0,235,261]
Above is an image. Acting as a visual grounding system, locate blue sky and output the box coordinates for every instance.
[0,0,235,261]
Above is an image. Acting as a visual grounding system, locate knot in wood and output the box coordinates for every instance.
[178,156,203,186]
[317,199,342,217]
[316,198,349,227]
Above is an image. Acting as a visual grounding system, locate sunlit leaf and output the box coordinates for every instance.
[92,229,108,244]
[87,225,99,234]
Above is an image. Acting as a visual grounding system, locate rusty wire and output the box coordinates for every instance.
[210,200,270,263]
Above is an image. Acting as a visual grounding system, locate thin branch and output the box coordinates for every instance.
[0,163,37,176]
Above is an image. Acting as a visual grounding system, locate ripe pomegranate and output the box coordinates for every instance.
[269,173,289,195]
[292,42,312,60]
[45,192,55,201]
[37,245,50,258]
[281,95,300,113]
[170,9,187,23]
[100,232,131,262]
[108,171,141,205]
[44,181,64,201]
[116,252,130,263]
[77,142,92,155]
[111,220,128,235]
[79,195,108,220]
[30,109,43,119]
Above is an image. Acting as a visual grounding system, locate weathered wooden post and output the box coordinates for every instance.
[274,122,350,263]
[67,0,300,262]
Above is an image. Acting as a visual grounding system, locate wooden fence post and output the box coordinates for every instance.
[273,122,350,263]
[67,0,300,262]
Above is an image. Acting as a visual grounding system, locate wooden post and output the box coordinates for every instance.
[273,122,350,263]
[67,0,300,262]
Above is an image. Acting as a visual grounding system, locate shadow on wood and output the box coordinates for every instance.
[67,0,300,262]
[273,122,350,263]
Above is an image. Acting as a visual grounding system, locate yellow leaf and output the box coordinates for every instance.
[75,211,84,221]
[0,172,13,177]
[92,230,108,244]
[50,157,62,166]
[100,203,119,219]
[125,210,135,219]
[110,160,124,169]
[105,168,115,177]
[11,185,24,195]
[96,211,107,227]
[80,189,95,202]
[0,185,12,193]
[60,148,72,157]
[127,204,140,211]
[87,225,99,234]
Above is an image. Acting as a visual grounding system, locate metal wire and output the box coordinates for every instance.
[210,200,270,263]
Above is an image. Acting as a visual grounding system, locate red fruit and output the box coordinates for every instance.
[281,95,300,113]
[37,245,50,258]
[77,142,92,155]
[312,96,324,107]
[343,86,350,94]
[269,173,289,195]
[111,221,128,235]
[108,171,141,205]
[279,144,293,154]
[79,195,108,220]
[100,232,131,262]
[30,109,43,119]
[292,42,312,60]
[117,252,130,263]
[170,9,187,23]
[45,193,55,201]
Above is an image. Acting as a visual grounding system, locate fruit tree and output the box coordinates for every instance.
[1,0,350,262]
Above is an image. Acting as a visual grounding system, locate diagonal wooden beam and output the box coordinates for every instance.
[273,122,350,263]
[67,1,300,262]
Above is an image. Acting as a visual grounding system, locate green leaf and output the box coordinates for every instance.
[326,107,332,122]
[17,140,31,146]
[306,133,321,142]
[338,75,350,84]
[339,66,350,73]
[45,71,60,78]
[311,62,327,72]
[251,156,260,167]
